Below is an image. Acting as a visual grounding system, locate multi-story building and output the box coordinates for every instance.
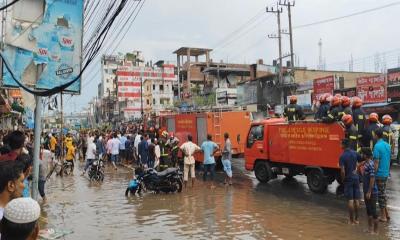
[143,61,176,115]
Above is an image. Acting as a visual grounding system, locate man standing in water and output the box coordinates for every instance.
[180,135,200,188]
[339,139,361,225]
[222,133,233,185]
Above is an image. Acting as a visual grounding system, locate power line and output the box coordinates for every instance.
[0,0,20,11]
[293,1,400,29]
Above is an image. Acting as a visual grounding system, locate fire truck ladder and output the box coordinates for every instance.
[213,110,222,147]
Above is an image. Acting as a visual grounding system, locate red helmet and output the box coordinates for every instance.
[331,96,341,107]
[368,113,379,123]
[352,97,363,108]
[169,132,175,138]
[319,93,331,103]
[289,95,297,104]
[341,114,353,126]
[342,96,351,107]
[382,115,392,125]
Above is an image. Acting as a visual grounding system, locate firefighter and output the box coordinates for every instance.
[166,132,180,168]
[362,113,380,150]
[315,93,331,120]
[284,95,305,121]
[338,96,352,120]
[381,115,395,147]
[342,114,359,151]
[158,131,170,170]
[351,97,366,140]
[324,95,342,123]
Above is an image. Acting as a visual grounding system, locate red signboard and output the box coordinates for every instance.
[356,75,386,104]
[388,72,400,86]
[333,88,357,98]
[313,75,334,100]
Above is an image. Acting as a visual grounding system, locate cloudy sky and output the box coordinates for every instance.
[65,0,400,113]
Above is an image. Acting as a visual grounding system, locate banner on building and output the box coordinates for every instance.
[333,88,357,97]
[356,75,386,103]
[388,71,400,86]
[2,0,84,93]
[313,75,334,100]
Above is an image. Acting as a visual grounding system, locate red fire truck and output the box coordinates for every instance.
[244,119,345,193]
[159,110,253,162]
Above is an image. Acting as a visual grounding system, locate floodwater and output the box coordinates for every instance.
[40,160,399,240]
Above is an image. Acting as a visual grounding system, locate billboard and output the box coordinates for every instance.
[313,75,334,100]
[356,75,386,104]
[2,0,83,93]
[387,86,400,103]
[388,71,400,86]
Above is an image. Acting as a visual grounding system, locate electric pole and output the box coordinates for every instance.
[279,0,295,74]
[267,3,283,84]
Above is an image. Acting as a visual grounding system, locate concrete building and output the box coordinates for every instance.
[143,61,176,115]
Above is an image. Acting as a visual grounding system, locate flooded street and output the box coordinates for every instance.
[40,159,399,240]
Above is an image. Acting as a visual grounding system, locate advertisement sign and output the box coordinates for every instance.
[388,72,400,86]
[387,85,400,102]
[356,75,386,103]
[333,88,357,97]
[313,76,334,100]
[2,0,84,93]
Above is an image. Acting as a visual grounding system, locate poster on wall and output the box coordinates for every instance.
[333,88,357,97]
[313,75,334,100]
[388,71,400,86]
[356,75,386,104]
[2,0,84,93]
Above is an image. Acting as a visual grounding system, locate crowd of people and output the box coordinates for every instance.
[284,94,395,235]
[0,130,44,239]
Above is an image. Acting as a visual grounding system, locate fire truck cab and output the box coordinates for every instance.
[245,119,345,193]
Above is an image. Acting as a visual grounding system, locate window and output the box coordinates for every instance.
[153,99,156,104]
[160,84,164,91]
[247,125,264,148]
[146,99,150,105]
[153,84,155,90]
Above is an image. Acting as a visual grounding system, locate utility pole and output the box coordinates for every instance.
[140,76,144,126]
[60,92,64,170]
[32,64,44,200]
[267,3,283,84]
[279,0,295,75]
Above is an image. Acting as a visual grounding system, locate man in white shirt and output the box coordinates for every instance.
[134,131,142,162]
[154,138,161,169]
[82,138,96,175]
[111,133,121,170]
[180,134,201,188]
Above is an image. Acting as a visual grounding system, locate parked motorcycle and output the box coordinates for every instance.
[137,168,183,193]
[88,159,105,182]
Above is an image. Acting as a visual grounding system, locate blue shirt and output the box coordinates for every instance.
[363,159,378,195]
[23,179,30,197]
[373,139,391,178]
[201,141,218,165]
[119,136,127,150]
[339,149,361,181]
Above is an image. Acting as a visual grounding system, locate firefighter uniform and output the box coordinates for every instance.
[382,125,394,146]
[315,103,330,120]
[338,106,352,121]
[345,124,359,151]
[325,106,342,123]
[362,122,380,149]
[352,107,366,139]
[284,104,305,121]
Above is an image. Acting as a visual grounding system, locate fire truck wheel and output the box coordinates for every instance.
[307,169,327,193]
[254,161,272,183]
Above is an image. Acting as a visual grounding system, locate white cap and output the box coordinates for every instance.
[4,198,41,224]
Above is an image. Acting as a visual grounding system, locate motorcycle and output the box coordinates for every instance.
[62,161,74,176]
[137,168,183,194]
[88,159,105,182]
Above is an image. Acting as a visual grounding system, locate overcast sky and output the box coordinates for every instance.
[65,0,400,113]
